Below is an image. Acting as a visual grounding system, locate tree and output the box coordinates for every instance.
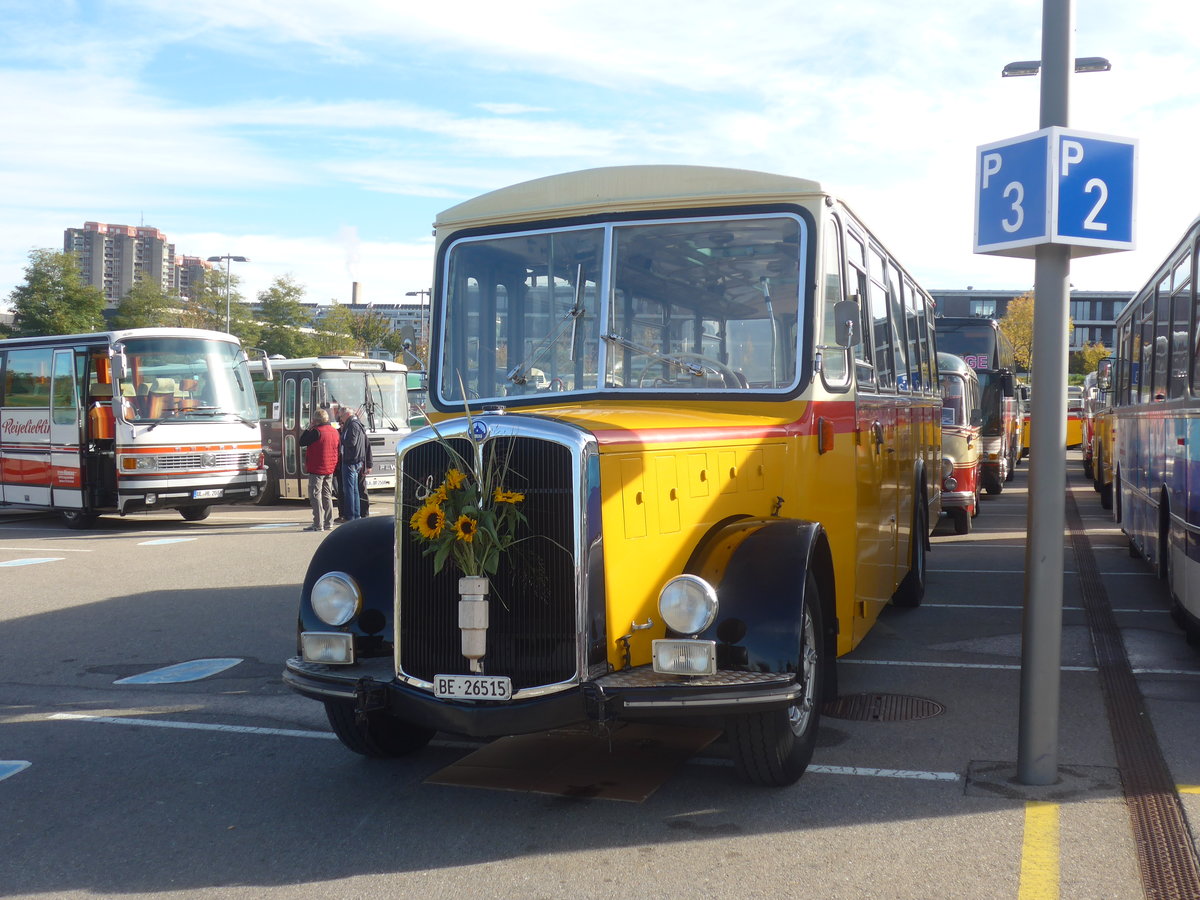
[7,249,106,337]
[1075,341,1111,374]
[256,275,316,358]
[999,291,1074,377]
[349,307,393,356]
[110,279,181,329]
[312,303,358,355]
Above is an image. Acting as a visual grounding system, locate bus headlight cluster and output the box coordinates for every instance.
[311,572,361,626]
[122,456,158,471]
[658,575,718,636]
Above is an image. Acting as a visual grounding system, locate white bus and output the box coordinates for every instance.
[0,327,269,527]
[252,356,411,503]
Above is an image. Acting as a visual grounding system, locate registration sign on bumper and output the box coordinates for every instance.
[433,674,512,700]
[193,488,224,499]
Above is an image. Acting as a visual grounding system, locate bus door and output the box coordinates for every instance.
[50,349,85,510]
[849,236,901,640]
[279,371,316,500]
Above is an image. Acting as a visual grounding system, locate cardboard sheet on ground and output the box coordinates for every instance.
[426,724,721,802]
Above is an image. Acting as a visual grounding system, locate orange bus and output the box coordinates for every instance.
[286,166,941,786]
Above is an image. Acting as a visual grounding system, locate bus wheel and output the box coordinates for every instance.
[727,573,822,787]
[324,700,435,758]
[180,506,211,522]
[892,500,927,608]
[950,507,971,535]
[1100,478,1113,511]
[1005,448,1016,482]
[255,470,279,506]
[61,509,98,530]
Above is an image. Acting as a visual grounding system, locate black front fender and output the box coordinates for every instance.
[299,516,395,657]
[688,518,834,676]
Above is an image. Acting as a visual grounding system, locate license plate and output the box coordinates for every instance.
[433,674,512,700]
[193,489,223,499]
[364,476,390,489]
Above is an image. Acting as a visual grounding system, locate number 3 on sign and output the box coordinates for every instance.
[1002,181,1024,233]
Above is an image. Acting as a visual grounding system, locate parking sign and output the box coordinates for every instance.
[975,127,1136,258]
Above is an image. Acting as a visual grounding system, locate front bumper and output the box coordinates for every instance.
[940,489,975,509]
[283,656,802,737]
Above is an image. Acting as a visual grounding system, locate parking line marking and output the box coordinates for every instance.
[250,524,301,529]
[1131,668,1200,677]
[842,659,1097,672]
[0,761,31,782]
[113,658,244,684]
[1178,785,1200,794]
[0,558,64,567]
[137,538,198,546]
[50,712,337,739]
[47,714,961,782]
[1019,800,1060,899]
[0,546,91,552]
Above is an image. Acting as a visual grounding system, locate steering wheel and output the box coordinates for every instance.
[636,352,744,389]
[549,377,565,391]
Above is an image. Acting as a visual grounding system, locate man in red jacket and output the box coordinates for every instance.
[299,407,339,531]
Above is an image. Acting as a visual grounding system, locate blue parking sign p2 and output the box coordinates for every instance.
[975,127,1136,258]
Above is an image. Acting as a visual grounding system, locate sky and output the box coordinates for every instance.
[3,0,1200,315]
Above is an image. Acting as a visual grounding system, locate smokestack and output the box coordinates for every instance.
[351,281,361,305]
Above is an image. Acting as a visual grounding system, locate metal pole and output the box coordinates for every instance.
[1017,0,1073,786]
[225,257,232,333]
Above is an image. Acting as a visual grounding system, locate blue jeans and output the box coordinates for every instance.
[342,463,362,519]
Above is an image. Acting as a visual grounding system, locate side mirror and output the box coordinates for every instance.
[834,299,859,347]
[111,344,129,381]
[1000,372,1015,398]
[261,356,273,381]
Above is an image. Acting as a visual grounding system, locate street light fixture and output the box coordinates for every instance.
[206,254,249,333]
[1001,56,1111,77]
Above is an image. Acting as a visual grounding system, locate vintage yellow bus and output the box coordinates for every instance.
[285,166,941,786]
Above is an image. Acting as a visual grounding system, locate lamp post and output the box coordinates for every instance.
[206,254,249,333]
[405,289,431,351]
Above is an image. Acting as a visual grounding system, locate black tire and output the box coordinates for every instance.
[1100,479,1113,511]
[892,498,927,608]
[61,509,99,530]
[727,572,823,787]
[180,505,211,522]
[950,507,971,535]
[324,700,435,758]
[983,468,1004,496]
[1005,447,1016,482]
[255,468,279,505]
[971,482,981,518]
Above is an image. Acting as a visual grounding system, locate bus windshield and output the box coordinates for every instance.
[115,336,259,424]
[321,371,407,430]
[937,325,998,366]
[439,214,805,403]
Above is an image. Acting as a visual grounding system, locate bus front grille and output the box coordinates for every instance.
[398,435,577,690]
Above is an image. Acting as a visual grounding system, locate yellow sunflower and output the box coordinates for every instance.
[411,503,446,538]
[444,468,467,490]
[493,488,525,504]
[452,514,478,543]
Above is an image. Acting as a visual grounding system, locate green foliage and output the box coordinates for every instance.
[256,275,316,357]
[110,279,182,329]
[313,304,358,355]
[350,308,393,356]
[7,249,106,336]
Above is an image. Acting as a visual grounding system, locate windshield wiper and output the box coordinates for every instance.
[508,263,587,386]
[600,333,705,377]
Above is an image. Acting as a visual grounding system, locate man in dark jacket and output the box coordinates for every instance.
[336,406,372,521]
[298,408,338,531]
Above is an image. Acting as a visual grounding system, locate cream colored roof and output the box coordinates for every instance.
[434,165,826,234]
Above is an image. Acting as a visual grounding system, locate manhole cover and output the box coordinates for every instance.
[822,693,944,722]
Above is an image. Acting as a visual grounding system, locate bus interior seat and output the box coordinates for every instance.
[88,383,115,439]
[148,378,178,417]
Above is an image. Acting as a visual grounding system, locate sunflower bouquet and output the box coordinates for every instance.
[407,415,528,579]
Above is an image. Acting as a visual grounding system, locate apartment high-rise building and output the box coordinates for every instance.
[64,222,178,306]
[175,255,211,300]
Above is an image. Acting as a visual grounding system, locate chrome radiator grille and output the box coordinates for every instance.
[398,434,577,690]
[156,451,258,471]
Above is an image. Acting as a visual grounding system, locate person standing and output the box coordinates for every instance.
[336,406,372,521]
[299,408,338,531]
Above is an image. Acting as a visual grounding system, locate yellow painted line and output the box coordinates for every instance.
[1019,800,1060,899]
[1178,785,1200,794]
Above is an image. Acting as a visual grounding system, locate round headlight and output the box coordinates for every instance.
[310,572,361,626]
[941,456,955,480]
[659,575,719,636]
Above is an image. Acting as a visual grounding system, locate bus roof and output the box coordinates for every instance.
[937,352,979,379]
[434,165,827,235]
[263,356,408,373]
[0,327,241,349]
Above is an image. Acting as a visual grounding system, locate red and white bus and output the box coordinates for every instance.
[0,327,268,527]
